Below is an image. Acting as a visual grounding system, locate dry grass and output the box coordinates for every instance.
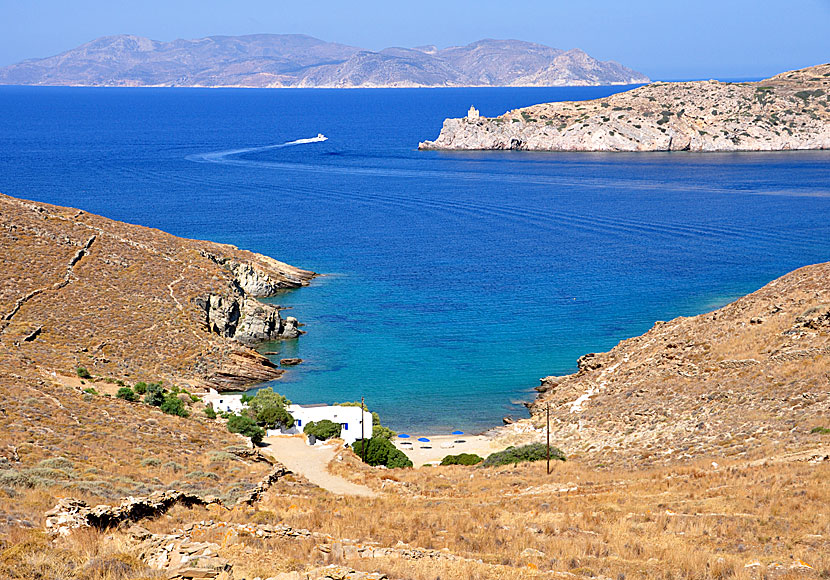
[255,451,830,579]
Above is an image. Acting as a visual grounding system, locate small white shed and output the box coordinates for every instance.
[202,389,244,413]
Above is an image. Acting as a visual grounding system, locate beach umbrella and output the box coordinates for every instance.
[418,437,430,442]
[397,433,410,438]
[451,431,464,435]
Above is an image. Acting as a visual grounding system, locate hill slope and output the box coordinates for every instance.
[0,34,649,88]
[0,193,314,390]
[420,63,830,151]
[506,261,830,467]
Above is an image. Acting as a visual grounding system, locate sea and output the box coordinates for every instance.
[1,85,829,434]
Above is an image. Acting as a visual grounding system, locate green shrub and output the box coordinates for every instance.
[204,405,217,419]
[141,458,161,467]
[353,438,413,469]
[82,387,98,395]
[441,453,483,466]
[257,405,293,429]
[227,414,265,445]
[116,387,137,402]
[143,383,165,407]
[810,426,830,434]
[303,419,342,441]
[162,461,183,472]
[76,367,92,379]
[483,443,565,467]
[160,394,189,417]
[133,382,148,394]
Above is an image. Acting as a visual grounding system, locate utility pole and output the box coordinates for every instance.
[546,402,551,475]
[360,396,366,462]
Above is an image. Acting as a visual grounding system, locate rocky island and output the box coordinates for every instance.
[420,63,830,151]
[0,34,648,88]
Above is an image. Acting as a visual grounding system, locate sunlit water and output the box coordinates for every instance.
[1,86,828,433]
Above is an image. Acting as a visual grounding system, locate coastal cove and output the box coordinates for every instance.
[1,86,829,433]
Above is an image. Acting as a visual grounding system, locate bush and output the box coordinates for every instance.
[303,419,341,441]
[82,387,98,395]
[141,458,161,467]
[353,437,413,469]
[143,383,165,407]
[810,426,830,434]
[257,405,293,429]
[76,367,92,379]
[116,387,137,402]
[204,405,217,419]
[227,414,265,445]
[37,457,74,470]
[441,453,483,466]
[133,382,147,394]
[160,394,189,417]
[482,443,565,467]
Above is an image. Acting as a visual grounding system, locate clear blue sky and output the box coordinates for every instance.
[1,0,828,79]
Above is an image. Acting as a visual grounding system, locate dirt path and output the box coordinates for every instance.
[261,436,378,498]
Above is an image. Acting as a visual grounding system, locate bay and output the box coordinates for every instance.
[1,85,828,433]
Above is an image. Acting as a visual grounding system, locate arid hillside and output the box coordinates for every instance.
[514,261,830,467]
[0,192,314,391]
[420,63,830,151]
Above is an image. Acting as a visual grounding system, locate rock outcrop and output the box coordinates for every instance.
[44,463,291,536]
[420,63,830,152]
[0,193,315,390]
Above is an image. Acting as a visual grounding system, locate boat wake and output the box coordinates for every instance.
[188,134,327,164]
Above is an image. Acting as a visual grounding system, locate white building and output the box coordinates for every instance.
[202,389,245,413]
[467,105,480,120]
[279,404,373,445]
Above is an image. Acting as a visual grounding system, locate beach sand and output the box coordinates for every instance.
[393,434,507,466]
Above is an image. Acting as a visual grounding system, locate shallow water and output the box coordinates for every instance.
[1,85,828,433]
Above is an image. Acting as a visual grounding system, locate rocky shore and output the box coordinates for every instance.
[419,63,830,152]
[0,192,315,390]
[499,261,830,467]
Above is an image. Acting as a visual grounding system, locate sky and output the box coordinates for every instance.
[0,0,828,79]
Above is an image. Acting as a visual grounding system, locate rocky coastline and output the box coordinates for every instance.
[0,192,315,391]
[494,261,830,467]
[419,63,830,152]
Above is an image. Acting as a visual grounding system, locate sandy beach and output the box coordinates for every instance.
[392,433,507,467]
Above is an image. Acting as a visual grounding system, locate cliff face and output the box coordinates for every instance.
[505,261,830,467]
[0,193,314,390]
[0,34,649,88]
[420,63,830,152]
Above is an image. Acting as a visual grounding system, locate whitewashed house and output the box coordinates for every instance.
[278,404,373,445]
[202,389,245,413]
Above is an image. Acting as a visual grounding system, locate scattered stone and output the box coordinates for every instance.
[280,358,303,366]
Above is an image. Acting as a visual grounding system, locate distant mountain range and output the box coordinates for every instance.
[0,34,650,88]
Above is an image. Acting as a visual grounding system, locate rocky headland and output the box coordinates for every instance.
[420,63,830,151]
[0,192,314,390]
[501,261,830,467]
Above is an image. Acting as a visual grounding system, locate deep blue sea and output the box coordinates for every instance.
[1,86,829,434]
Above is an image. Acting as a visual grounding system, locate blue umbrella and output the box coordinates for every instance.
[397,433,410,438]
[418,437,430,442]
[451,431,464,435]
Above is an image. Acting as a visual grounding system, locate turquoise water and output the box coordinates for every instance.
[1,86,829,433]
